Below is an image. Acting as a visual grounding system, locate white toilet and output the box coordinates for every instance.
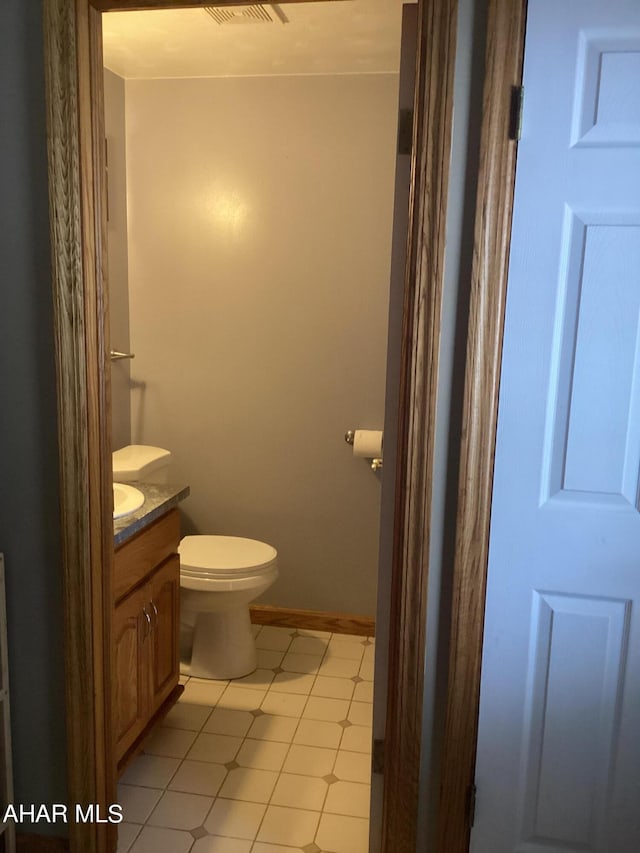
[179,535,278,679]
[112,445,279,680]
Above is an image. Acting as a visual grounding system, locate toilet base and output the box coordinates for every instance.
[188,606,257,680]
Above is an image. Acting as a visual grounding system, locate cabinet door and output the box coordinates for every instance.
[148,555,180,713]
[113,585,149,758]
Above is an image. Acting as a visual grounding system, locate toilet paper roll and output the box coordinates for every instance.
[352,430,383,459]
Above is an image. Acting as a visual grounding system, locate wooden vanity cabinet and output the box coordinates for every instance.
[113,510,181,765]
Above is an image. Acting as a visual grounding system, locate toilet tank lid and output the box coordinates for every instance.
[179,535,278,573]
[112,445,171,479]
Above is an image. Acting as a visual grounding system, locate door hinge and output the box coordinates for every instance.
[467,782,477,828]
[397,108,414,156]
[508,85,524,141]
[372,738,385,774]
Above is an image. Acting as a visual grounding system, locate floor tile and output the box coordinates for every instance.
[187,732,243,764]
[340,725,372,755]
[232,669,275,689]
[181,679,227,706]
[116,821,142,853]
[324,781,370,818]
[204,798,266,840]
[270,672,316,695]
[288,636,329,656]
[270,773,328,811]
[147,790,213,831]
[352,681,374,703]
[144,727,198,759]
[163,702,213,732]
[120,754,180,789]
[282,744,337,778]
[341,633,369,642]
[256,804,320,847]
[235,738,289,771]
[334,750,370,784]
[117,784,162,824]
[316,812,369,853]
[348,701,373,727]
[129,825,194,853]
[318,657,361,679]
[254,626,295,651]
[260,691,306,718]
[247,713,298,743]
[310,676,354,701]
[294,719,342,750]
[302,697,350,723]
[326,639,365,661]
[218,685,267,711]
[168,760,227,797]
[218,766,278,803]
[295,629,332,640]
[256,649,285,670]
[359,661,375,682]
[203,707,254,738]
[119,632,374,853]
[280,652,323,674]
[192,837,251,853]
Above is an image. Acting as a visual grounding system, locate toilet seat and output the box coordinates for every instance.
[179,535,278,578]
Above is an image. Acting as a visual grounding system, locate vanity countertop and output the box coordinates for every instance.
[114,482,190,547]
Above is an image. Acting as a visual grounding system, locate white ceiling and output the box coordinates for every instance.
[102,1,410,79]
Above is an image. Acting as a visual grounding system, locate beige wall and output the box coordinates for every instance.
[104,68,132,450]
[124,74,398,615]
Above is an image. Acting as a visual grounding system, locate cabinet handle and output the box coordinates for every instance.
[150,600,158,631]
[142,606,152,638]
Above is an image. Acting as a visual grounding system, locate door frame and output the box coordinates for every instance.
[41,1,526,851]
[435,2,527,849]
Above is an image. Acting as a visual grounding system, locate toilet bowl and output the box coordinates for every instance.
[179,535,278,680]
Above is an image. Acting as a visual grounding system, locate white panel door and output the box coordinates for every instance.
[472,3,640,852]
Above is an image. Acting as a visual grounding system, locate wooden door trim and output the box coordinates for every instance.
[436,1,528,850]
[43,2,114,852]
[380,1,459,849]
[40,1,514,851]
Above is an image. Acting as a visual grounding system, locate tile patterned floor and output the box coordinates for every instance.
[117,626,375,853]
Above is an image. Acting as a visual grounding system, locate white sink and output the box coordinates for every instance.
[113,482,145,519]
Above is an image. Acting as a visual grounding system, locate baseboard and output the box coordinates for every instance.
[250,605,375,637]
[16,834,69,852]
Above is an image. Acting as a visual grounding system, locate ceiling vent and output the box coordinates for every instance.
[203,5,289,26]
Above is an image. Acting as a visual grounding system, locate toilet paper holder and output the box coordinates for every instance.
[344,430,383,471]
